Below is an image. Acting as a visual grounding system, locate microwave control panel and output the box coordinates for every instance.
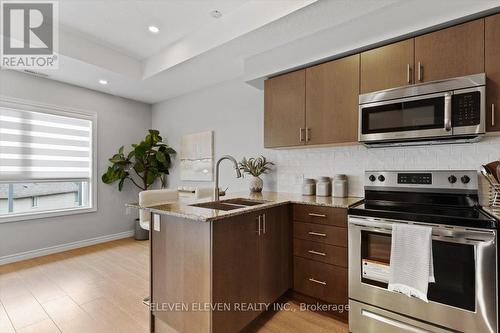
[452,91,481,126]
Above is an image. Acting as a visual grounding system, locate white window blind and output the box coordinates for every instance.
[0,106,92,182]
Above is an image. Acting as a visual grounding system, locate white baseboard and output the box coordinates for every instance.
[0,230,135,265]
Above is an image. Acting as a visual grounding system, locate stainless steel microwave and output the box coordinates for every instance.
[358,73,486,146]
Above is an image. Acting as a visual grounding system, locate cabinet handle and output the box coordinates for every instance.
[417,62,423,82]
[257,215,261,235]
[308,213,326,218]
[308,231,327,237]
[308,250,326,256]
[492,104,496,127]
[308,278,327,286]
[262,214,266,234]
[406,64,411,84]
[299,128,304,142]
[444,92,452,132]
[306,128,311,142]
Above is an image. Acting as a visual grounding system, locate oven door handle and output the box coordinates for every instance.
[444,92,452,132]
[349,217,496,244]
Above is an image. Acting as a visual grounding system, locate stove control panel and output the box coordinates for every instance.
[397,173,432,185]
[365,170,478,191]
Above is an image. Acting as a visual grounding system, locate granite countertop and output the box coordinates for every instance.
[126,191,363,222]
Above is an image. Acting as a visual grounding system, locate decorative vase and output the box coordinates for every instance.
[249,176,263,193]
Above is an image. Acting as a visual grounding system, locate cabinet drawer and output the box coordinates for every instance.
[293,256,347,305]
[293,222,347,247]
[293,204,346,227]
[293,239,347,267]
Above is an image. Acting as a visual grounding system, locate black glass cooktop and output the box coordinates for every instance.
[349,201,497,229]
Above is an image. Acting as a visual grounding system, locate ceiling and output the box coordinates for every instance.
[58,0,250,59]
[4,0,500,104]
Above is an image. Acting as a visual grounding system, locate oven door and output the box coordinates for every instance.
[359,92,453,143]
[348,216,498,333]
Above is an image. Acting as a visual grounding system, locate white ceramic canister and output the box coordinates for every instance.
[316,176,332,197]
[302,178,316,196]
[333,174,348,197]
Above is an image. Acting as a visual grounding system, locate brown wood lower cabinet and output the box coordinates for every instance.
[293,221,347,247]
[293,204,347,227]
[294,238,347,267]
[212,205,291,333]
[212,211,262,333]
[259,205,291,305]
[151,206,291,333]
[292,204,349,320]
[151,214,212,332]
[151,203,350,332]
[293,256,348,306]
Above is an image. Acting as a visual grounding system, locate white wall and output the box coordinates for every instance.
[0,70,152,259]
[152,78,277,194]
[152,77,500,206]
[275,137,500,202]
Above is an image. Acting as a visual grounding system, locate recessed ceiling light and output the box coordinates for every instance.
[210,10,222,18]
[98,79,108,85]
[148,25,160,34]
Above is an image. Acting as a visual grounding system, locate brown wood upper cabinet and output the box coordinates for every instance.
[264,70,306,148]
[360,39,415,94]
[486,14,500,132]
[414,19,484,83]
[264,17,489,147]
[264,56,359,148]
[305,55,359,145]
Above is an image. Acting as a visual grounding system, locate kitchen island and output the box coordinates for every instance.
[129,192,361,333]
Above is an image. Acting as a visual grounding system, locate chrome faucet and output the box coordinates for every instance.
[214,155,242,201]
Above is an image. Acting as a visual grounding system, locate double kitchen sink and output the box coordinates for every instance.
[191,198,269,211]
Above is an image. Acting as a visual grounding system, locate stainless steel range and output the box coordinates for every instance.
[348,170,498,333]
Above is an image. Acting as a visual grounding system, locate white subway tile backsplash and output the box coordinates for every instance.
[275,136,500,198]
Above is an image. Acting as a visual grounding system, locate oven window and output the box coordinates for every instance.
[360,231,476,311]
[362,97,445,134]
[428,240,475,311]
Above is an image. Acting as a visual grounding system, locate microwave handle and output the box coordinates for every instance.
[444,92,452,131]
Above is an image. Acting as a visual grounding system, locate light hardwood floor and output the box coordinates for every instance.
[0,238,348,333]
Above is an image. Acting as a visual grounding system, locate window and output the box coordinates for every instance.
[0,98,96,222]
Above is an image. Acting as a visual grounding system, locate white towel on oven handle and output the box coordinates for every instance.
[388,223,435,302]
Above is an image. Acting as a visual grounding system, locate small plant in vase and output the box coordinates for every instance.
[238,156,274,193]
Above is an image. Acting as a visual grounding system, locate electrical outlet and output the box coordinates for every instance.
[153,214,161,232]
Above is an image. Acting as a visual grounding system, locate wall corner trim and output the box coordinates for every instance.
[0,230,135,265]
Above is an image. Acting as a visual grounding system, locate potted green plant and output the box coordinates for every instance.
[238,156,274,193]
[102,129,176,191]
[102,129,176,240]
